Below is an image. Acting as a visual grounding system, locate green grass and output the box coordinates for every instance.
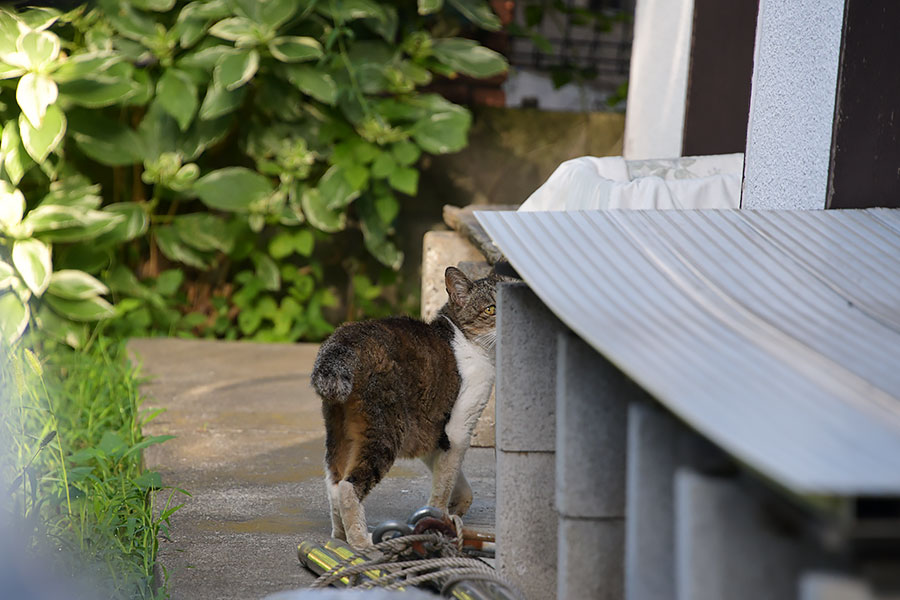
[1,338,182,599]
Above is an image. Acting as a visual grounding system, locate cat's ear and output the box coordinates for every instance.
[445,266,473,306]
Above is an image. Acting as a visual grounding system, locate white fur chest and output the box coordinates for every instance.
[445,321,495,446]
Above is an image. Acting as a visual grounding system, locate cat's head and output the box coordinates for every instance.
[443,266,511,350]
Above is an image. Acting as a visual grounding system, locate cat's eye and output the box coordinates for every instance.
[484,305,496,316]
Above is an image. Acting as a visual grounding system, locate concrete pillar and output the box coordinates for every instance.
[496,283,564,600]
[741,0,846,209]
[624,403,731,600]
[624,403,680,600]
[555,332,628,600]
[674,470,809,600]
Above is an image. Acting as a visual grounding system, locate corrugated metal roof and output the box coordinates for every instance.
[475,208,900,496]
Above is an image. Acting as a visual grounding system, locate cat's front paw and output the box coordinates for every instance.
[448,493,472,516]
[449,479,473,516]
[346,529,373,549]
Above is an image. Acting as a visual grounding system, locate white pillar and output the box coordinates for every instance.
[741,0,846,210]
[623,0,695,160]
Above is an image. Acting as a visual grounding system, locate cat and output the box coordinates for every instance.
[310,266,502,548]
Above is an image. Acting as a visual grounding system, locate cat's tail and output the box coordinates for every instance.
[311,340,356,403]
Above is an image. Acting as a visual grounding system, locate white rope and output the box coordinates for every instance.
[449,514,465,553]
[384,566,499,590]
[311,531,521,598]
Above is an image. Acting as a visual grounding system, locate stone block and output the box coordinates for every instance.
[625,404,737,600]
[496,450,556,600]
[625,402,680,600]
[457,260,492,280]
[496,283,564,452]
[420,231,484,322]
[674,469,809,600]
[555,332,629,519]
[558,517,625,600]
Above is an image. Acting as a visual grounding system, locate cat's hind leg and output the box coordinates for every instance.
[340,439,396,548]
[325,473,345,540]
[323,404,349,540]
[337,480,369,548]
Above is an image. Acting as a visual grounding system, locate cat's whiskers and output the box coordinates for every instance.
[473,330,497,351]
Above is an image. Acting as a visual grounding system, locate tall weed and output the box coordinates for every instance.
[1,339,180,599]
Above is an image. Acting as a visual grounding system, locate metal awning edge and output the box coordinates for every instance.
[476,208,900,497]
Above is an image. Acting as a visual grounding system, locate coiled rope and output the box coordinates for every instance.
[310,532,521,598]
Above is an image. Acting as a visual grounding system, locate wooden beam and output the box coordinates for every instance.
[827,0,900,209]
[681,0,758,157]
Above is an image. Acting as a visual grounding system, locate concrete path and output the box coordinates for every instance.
[129,339,496,600]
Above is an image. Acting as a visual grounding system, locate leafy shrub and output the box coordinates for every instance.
[1,339,178,598]
[0,0,507,346]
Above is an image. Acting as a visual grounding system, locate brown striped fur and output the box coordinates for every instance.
[311,266,503,546]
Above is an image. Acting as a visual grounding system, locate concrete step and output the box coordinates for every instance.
[130,338,495,600]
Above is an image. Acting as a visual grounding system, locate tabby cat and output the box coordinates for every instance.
[311,266,502,548]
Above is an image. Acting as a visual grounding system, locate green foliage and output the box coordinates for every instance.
[0,178,118,348]
[0,0,508,346]
[1,339,179,598]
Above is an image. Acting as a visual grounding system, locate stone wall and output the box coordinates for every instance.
[420,107,625,209]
